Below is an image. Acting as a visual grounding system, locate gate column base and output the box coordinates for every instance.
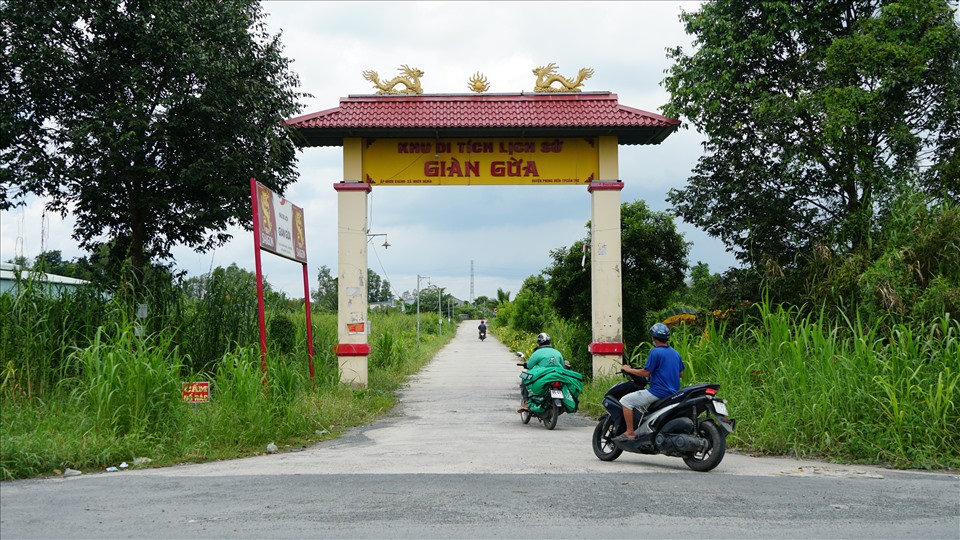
[337,356,369,387]
[335,343,370,386]
[589,342,624,378]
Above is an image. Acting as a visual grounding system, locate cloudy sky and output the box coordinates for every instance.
[0,0,739,302]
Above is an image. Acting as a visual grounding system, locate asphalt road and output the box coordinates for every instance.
[2,321,958,539]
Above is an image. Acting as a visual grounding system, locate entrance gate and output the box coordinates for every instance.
[286,91,678,386]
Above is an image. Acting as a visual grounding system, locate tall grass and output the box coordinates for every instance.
[664,302,960,469]
[0,277,110,398]
[573,303,959,469]
[175,265,262,373]
[1,283,457,479]
[62,322,184,435]
[491,317,592,375]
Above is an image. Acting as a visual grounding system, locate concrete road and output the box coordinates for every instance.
[2,321,957,539]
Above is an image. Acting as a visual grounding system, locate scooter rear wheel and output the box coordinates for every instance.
[592,416,624,461]
[682,419,726,472]
[542,403,559,430]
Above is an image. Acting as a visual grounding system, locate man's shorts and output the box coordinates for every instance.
[620,389,660,413]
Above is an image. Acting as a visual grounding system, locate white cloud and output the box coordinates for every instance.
[1,1,737,301]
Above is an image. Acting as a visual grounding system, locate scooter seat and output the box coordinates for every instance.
[647,384,713,412]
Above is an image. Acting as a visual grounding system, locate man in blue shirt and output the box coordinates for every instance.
[614,323,684,441]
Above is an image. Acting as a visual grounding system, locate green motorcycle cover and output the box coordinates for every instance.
[520,365,584,413]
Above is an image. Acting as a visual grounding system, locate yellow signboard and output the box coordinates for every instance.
[362,138,599,186]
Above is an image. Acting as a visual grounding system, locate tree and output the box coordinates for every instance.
[312,265,337,311]
[311,267,390,308]
[511,275,553,334]
[1,0,307,286]
[180,263,275,370]
[32,251,64,272]
[31,250,92,281]
[183,262,266,300]
[670,262,721,310]
[545,240,591,324]
[367,269,392,303]
[545,200,689,345]
[473,295,495,313]
[805,190,960,328]
[416,285,447,314]
[662,0,960,269]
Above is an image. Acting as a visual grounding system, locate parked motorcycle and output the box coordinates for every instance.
[516,352,583,430]
[592,368,735,472]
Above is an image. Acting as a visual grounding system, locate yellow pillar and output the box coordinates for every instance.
[588,136,624,378]
[333,137,370,386]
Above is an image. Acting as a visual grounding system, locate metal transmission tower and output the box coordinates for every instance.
[470,260,474,303]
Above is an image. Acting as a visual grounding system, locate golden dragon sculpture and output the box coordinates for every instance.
[362,65,424,94]
[532,63,594,92]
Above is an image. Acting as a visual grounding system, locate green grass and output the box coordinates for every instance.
[4,273,956,477]
[0,277,110,399]
[1,304,455,480]
[577,303,960,470]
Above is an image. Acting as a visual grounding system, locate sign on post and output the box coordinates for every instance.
[251,179,316,385]
[182,381,211,403]
[254,181,308,263]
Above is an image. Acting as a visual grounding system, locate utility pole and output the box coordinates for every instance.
[437,286,444,335]
[417,274,429,343]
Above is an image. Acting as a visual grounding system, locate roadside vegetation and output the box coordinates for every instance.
[0,266,457,481]
[495,302,959,470]
[3,0,957,479]
[492,0,960,472]
[492,191,960,471]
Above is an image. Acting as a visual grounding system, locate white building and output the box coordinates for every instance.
[0,262,90,296]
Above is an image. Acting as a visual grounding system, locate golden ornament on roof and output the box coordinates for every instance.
[532,63,594,92]
[362,64,424,95]
[467,72,490,93]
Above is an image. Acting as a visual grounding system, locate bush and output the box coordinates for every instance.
[805,191,960,332]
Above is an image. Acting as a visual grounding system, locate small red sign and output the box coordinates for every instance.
[347,322,365,334]
[182,382,211,403]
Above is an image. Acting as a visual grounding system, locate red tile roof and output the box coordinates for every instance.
[285,92,679,147]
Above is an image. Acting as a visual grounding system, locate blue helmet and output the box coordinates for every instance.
[650,323,670,341]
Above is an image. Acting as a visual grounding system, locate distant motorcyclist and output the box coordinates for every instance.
[517,332,565,412]
[478,320,487,340]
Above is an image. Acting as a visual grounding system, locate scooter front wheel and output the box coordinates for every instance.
[519,409,531,424]
[592,416,623,461]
